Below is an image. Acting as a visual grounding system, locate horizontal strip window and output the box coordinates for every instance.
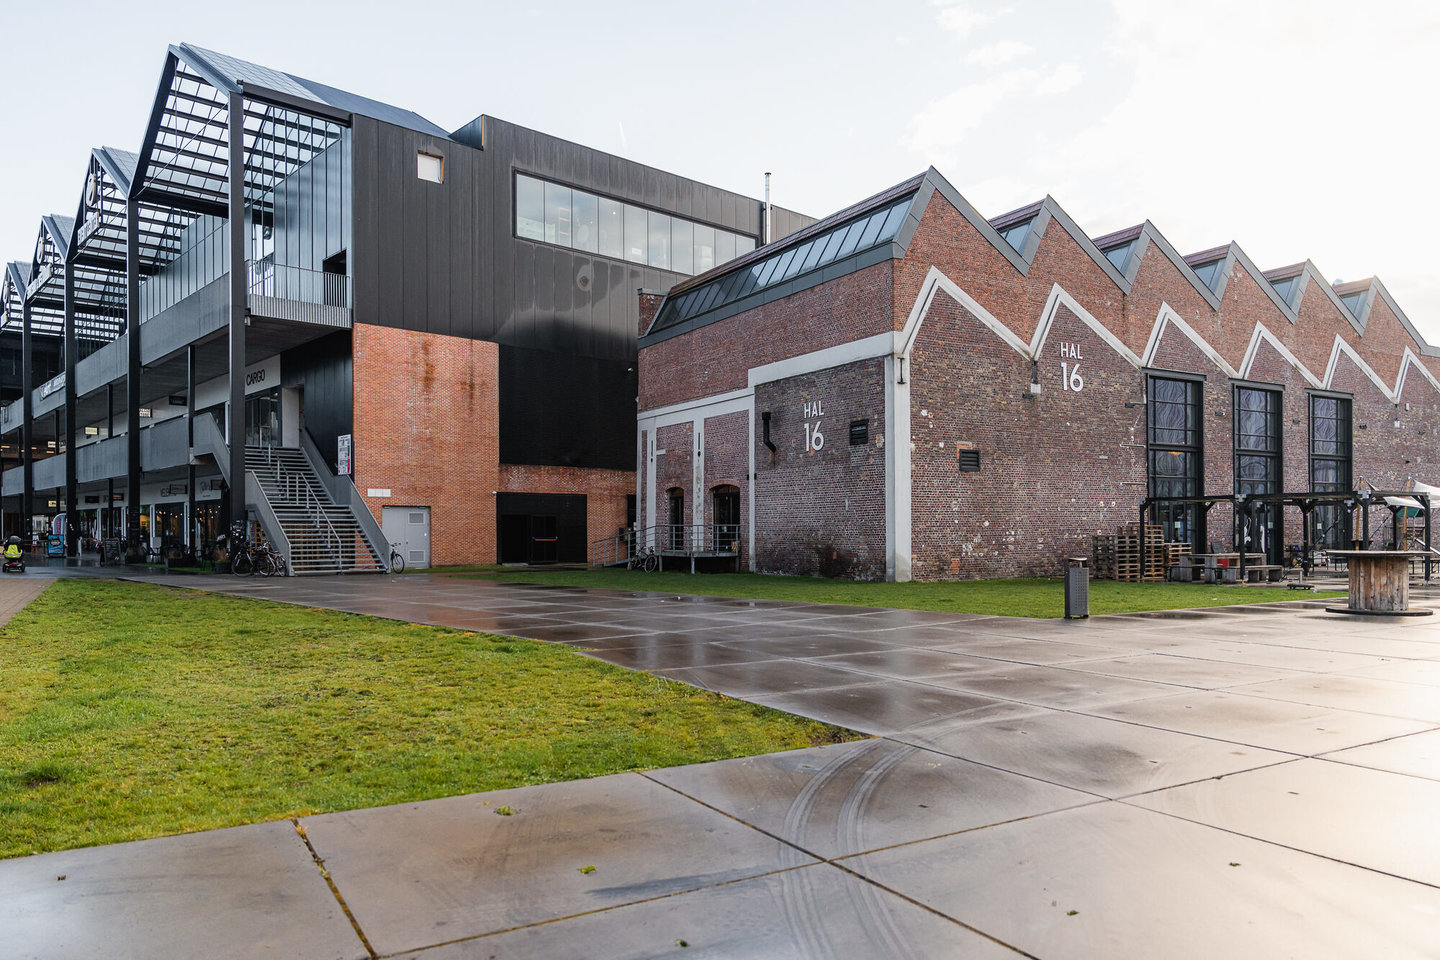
[514,173,754,275]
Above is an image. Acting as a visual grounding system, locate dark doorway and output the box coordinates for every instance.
[496,493,587,563]
[712,485,740,551]
[667,488,685,550]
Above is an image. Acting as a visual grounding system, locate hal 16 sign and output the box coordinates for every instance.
[1057,341,1084,392]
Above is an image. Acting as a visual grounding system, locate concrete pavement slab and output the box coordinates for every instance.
[652,660,883,698]
[1130,757,1440,886]
[1321,728,1440,781]
[843,802,1440,960]
[1057,652,1309,689]
[647,739,1095,859]
[300,772,817,956]
[1087,689,1435,755]
[389,864,1021,960]
[916,662,1186,710]
[912,708,1291,797]
[0,820,365,960]
[1226,673,1440,723]
[747,680,1028,737]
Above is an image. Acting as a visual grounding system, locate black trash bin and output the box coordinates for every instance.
[1064,557,1089,619]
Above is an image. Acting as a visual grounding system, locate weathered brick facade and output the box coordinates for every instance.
[353,323,501,566]
[753,359,887,578]
[636,170,1440,580]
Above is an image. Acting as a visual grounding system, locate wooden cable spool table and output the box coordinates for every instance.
[1324,550,1433,616]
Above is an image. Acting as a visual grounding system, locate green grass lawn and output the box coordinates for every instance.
[0,580,855,859]
[463,567,1344,618]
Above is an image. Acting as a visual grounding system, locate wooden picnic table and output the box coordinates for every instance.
[1176,553,1268,583]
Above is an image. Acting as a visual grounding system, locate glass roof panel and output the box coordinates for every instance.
[648,192,918,334]
[998,220,1032,254]
[1103,239,1136,274]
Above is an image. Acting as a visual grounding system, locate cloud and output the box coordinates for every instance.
[905,69,1038,156]
[964,41,1033,67]
[1034,62,1083,95]
[933,2,1007,39]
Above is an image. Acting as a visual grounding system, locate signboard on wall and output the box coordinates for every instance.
[337,434,352,475]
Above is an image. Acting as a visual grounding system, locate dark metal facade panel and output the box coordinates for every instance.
[498,345,636,471]
[282,330,351,471]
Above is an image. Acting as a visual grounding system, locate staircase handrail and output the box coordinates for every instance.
[191,411,230,485]
[276,454,343,570]
[298,429,391,571]
[244,470,293,575]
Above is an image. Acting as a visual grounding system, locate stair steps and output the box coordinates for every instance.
[245,445,385,575]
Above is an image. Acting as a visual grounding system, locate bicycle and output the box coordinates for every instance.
[627,545,659,572]
[388,545,405,573]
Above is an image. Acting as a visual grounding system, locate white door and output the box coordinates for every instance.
[383,505,431,569]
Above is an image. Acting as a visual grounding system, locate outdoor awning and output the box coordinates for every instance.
[1384,495,1425,516]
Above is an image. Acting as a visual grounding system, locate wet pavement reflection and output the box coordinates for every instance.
[3,570,1439,958]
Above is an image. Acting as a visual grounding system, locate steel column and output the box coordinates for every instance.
[125,197,142,552]
[63,264,78,557]
[20,298,33,534]
[187,343,196,552]
[226,90,248,531]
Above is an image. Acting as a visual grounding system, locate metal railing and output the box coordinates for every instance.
[248,260,351,308]
[591,524,744,566]
[255,445,341,571]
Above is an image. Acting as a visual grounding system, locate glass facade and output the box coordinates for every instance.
[1191,259,1224,292]
[649,192,916,333]
[1310,395,1353,548]
[515,173,754,275]
[1147,376,1204,548]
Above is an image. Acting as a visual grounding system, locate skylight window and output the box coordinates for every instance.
[1340,290,1366,319]
[1103,239,1137,274]
[1269,275,1300,308]
[1191,259,1225,292]
[648,193,916,334]
[997,220,1032,254]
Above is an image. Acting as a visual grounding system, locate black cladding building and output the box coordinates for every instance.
[0,42,810,569]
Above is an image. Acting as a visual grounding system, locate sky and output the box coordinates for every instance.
[3,0,1438,341]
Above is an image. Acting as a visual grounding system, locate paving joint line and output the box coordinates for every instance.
[292,818,377,959]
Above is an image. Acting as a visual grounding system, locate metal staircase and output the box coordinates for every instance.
[245,445,386,574]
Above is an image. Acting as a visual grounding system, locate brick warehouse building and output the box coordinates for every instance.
[0,42,810,570]
[634,168,1440,581]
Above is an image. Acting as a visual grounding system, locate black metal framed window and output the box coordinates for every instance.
[1310,394,1352,548]
[514,172,754,275]
[1147,375,1204,548]
[1234,386,1282,561]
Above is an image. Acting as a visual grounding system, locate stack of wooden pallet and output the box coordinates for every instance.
[1091,524,1169,581]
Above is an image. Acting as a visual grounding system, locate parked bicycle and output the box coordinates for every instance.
[388,544,405,573]
[221,532,285,577]
[627,545,660,572]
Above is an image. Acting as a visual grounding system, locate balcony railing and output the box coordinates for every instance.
[248,260,351,309]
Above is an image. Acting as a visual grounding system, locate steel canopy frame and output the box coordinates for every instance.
[128,44,355,535]
[1138,491,1433,582]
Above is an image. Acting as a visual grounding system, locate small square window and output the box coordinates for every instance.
[417,152,444,184]
[849,419,869,446]
[957,449,981,472]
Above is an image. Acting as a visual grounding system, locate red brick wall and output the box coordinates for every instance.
[352,323,500,566]
[753,359,887,578]
[639,262,895,410]
[909,294,1145,578]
